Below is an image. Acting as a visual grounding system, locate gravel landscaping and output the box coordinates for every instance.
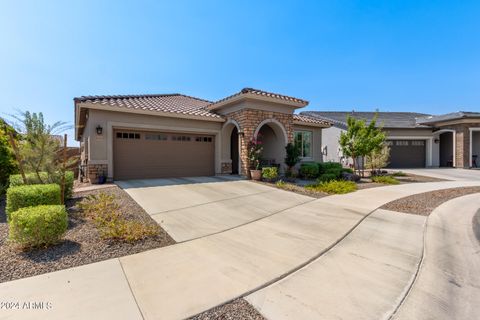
[381,186,480,215]
[0,186,175,283]
[188,299,265,320]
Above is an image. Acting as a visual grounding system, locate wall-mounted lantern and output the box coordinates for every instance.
[434,138,440,144]
[96,125,103,135]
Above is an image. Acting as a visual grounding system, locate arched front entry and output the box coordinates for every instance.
[254,119,288,171]
[220,119,241,175]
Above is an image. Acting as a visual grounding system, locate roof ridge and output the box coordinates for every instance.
[74,93,182,102]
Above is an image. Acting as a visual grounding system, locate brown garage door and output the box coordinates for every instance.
[113,130,215,180]
[386,140,426,168]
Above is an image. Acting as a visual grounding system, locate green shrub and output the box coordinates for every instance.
[276,180,286,188]
[306,180,357,194]
[342,168,354,174]
[318,162,343,173]
[78,193,160,242]
[391,171,406,177]
[9,171,74,199]
[6,184,61,218]
[317,173,338,182]
[9,205,68,248]
[262,167,278,180]
[299,163,319,179]
[372,175,399,185]
[317,162,345,179]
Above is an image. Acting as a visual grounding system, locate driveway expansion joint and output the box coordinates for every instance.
[118,258,146,320]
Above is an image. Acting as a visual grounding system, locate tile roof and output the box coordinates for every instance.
[301,111,431,129]
[416,111,480,124]
[74,94,222,119]
[293,114,331,127]
[207,88,309,108]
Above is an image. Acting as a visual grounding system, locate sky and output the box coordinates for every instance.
[0,0,479,145]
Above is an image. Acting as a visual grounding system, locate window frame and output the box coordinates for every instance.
[294,130,313,159]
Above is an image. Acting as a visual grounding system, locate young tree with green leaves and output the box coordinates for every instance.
[9,111,70,183]
[339,114,386,176]
[0,118,18,193]
[284,142,301,177]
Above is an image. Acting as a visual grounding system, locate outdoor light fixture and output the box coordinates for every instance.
[434,138,440,144]
[238,129,245,137]
[96,125,103,135]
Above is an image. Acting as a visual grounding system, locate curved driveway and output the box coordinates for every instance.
[393,193,480,320]
[2,180,480,320]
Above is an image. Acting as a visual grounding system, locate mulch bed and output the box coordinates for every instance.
[0,186,175,283]
[188,299,265,320]
[381,186,480,215]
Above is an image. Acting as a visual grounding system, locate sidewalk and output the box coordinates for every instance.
[1,180,479,320]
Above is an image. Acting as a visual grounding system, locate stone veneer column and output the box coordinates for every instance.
[225,109,294,176]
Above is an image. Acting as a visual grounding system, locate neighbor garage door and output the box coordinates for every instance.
[386,139,426,168]
[113,130,215,180]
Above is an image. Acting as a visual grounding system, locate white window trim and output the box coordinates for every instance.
[295,130,313,160]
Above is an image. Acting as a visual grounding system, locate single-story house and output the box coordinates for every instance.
[74,88,331,182]
[302,111,480,169]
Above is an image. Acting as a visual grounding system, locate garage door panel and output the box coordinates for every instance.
[114,130,214,180]
[386,139,426,168]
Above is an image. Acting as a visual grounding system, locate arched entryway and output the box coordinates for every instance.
[230,126,239,174]
[220,119,241,175]
[439,131,454,167]
[254,119,288,170]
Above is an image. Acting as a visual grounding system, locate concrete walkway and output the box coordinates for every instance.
[400,168,480,181]
[246,209,426,320]
[117,177,313,242]
[1,180,479,320]
[393,193,480,320]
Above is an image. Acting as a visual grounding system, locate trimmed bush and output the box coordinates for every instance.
[317,162,345,179]
[342,168,354,174]
[372,175,399,185]
[9,205,68,248]
[262,167,278,181]
[299,163,319,179]
[9,171,74,199]
[6,184,61,219]
[317,173,337,182]
[306,180,357,194]
[391,171,406,177]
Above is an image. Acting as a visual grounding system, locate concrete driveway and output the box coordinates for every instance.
[116,176,314,242]
[398,168,480,181]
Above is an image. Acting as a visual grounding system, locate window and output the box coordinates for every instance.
[396,140,409,146]
[294,131,312,158]
[172,135,192,142]
[116,132,140,139]
[411,140,425,146]
[195,136,212,142]
[145,133,167,141]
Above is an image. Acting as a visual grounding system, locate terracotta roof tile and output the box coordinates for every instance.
[74,94,223,119]
[208,88,309,108]
[293,114,331,126]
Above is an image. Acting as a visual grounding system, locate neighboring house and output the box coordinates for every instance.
[302,111,480,169]
[74,88,331,182]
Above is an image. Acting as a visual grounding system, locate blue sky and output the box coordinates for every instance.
[1,1,479,144]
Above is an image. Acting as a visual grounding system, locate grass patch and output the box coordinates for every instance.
[372,175,400,185]
[306,180,357,194]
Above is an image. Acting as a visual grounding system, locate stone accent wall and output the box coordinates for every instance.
[87,163,108,184]
[221,162,232,174]
[225,109,294,176]
[437,123,480,168]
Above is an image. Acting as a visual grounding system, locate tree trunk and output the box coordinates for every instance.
[60,134,67,204]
